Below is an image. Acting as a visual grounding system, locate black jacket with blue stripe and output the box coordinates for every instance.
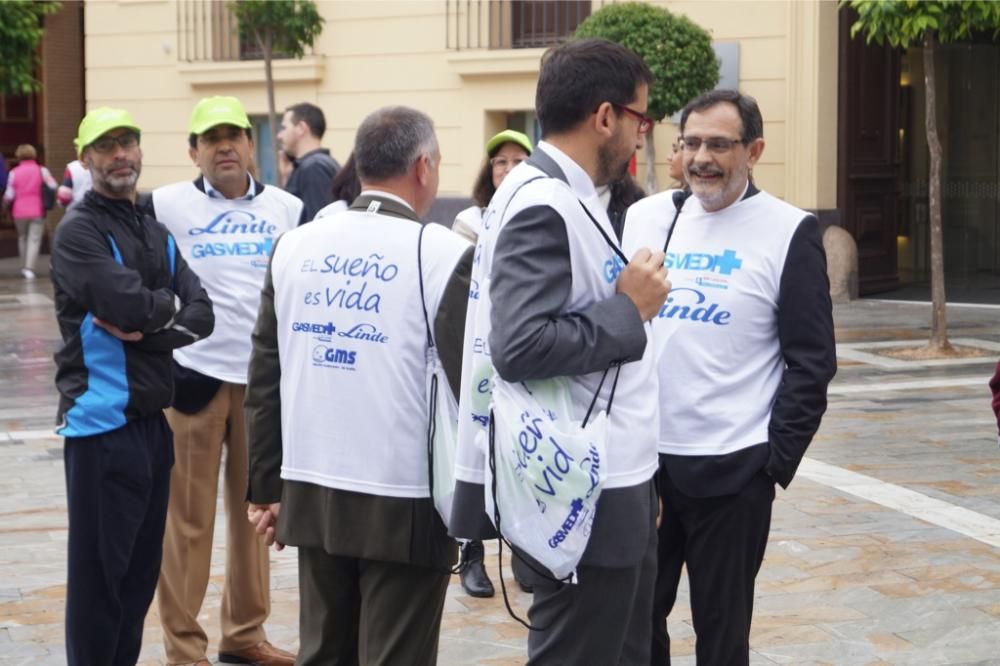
[51,189,215,437]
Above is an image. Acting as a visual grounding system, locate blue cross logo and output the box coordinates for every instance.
[714,249,743,275]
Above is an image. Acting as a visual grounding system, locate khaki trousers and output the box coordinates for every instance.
[158,383,270,664]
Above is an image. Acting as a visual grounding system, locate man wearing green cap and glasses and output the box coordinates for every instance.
[51,107,215,665]
[142,96,300,666]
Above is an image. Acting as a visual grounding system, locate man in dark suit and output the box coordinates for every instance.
[277,102,340,224]
[245,105,473,665]
[450,39,671,664]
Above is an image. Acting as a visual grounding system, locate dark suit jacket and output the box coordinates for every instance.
[451,146,656,570]
[245,194,472,572]
[286,148,340,225]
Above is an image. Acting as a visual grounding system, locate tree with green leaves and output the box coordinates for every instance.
[576,2,719,194]
[846,0,1000,351]
[230,0,324,173]
[0,1,60,96]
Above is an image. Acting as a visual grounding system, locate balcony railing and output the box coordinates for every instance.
[176,0,300,62]
[446,0,599,51]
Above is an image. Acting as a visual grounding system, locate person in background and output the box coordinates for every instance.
[3,144,58,279]
[57,158,94,210]
[0,152,7,205]
[277,102,340,224]
[314,152,360,219]
[668,136,687,189]
[277,149,294,188]
[990,360,1000,446]
[0,153,7,227]
[603,172,646,242]
[452,129,533,243]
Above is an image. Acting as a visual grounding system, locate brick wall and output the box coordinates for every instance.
[40,2,85,240]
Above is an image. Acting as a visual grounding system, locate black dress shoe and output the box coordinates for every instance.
[459,540,495,598]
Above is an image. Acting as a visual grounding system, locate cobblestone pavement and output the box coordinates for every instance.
[2,259,999,665]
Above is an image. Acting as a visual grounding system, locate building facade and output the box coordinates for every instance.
[0,2,85,257]
[69,0,1000,297]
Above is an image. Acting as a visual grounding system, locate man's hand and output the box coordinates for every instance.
[93,317,144,341]
[616,248,671,322]
[247,502,284,550]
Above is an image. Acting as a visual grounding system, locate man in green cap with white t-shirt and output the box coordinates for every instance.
[144,96,301,666]
[51,107,215,665]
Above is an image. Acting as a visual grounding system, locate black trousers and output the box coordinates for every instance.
[296,547,450,666]
[64,414,174,666]
[525,527,658,665]
[520,480,659,665]
[651,460,775,666]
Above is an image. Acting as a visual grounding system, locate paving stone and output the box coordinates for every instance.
[4,262,1000,663]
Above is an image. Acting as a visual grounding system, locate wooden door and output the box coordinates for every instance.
[838,8,902,294]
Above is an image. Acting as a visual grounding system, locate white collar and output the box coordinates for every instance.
[537,140,599,201]
[204,174,255,200]
[358,189,415,212]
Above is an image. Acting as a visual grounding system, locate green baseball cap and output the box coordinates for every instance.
[75,107,142,155]
[188,96,252,135]
[486,129,533,156]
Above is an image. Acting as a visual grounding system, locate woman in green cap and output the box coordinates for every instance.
[450,128,533,600]
[452,129,533,243]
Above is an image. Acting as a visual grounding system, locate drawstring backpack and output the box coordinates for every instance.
[417,223,460,531]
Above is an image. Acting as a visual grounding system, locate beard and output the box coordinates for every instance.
[93,159,141,196]
[595,134,632,187]
[687,160,748,211]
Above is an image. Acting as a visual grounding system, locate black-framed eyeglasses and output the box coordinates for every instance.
[90,132,141,154]
[610,103,654,134]
[680,136,747,154]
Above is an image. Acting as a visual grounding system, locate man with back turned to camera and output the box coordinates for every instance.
[246,105,473,664]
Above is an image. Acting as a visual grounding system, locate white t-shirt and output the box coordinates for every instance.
[314,199,349,220]
[270,203,471,497]
[66,161,93,208]
[623,188,810,455]
[153,179,303,383]
[451,205,482,243]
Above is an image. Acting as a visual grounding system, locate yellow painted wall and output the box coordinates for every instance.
[84,0,838,210]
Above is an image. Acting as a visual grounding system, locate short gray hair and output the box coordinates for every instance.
[354,106,437,182]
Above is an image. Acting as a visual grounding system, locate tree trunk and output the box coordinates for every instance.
[644,126,659,194]
[923,30,950,351]
[262,30,280,185]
